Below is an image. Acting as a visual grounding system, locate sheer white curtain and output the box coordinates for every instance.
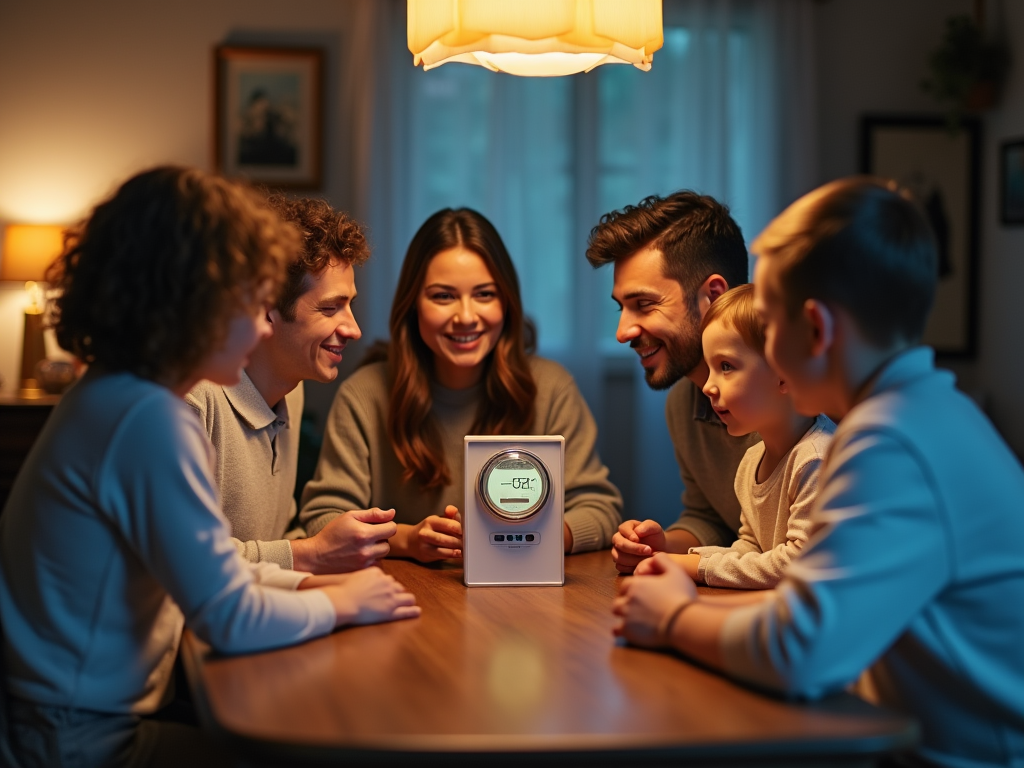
[343,0,818,520]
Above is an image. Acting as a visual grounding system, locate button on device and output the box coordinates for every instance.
[490,532,542,545]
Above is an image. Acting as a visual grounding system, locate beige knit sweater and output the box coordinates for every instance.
[299,357,622,553]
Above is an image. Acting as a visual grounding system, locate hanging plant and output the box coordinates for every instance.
[921,14,1010,127]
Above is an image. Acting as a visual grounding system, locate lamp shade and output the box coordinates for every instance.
[408,0,664,77]
[1,224,64,282]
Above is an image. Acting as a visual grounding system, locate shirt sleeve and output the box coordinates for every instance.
[693,455,822,589]
[99,397,335,654]
[299,377,375,536]
[540,370,623,552]
[719,427,949,698]
[231,536,295,569]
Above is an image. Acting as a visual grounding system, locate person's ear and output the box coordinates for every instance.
[802,299,835,358]
[695,274,730,319]
[267,307,282,327]
[778,378,788,394]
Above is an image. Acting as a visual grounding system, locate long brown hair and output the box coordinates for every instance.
[386,208,537,489]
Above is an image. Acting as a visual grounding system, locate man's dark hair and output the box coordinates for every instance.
[752,176,937,348]
[586,191,748,300]
[265,195,370,321]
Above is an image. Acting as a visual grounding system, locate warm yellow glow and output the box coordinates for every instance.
[408,0,664,76]
[1,224,64,283]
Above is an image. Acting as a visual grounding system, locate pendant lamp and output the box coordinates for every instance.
[408,0,664,77]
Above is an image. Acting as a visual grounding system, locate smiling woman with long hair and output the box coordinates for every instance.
[300,208,622,562]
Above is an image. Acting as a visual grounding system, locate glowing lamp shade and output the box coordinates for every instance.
[1,224,64,283]
[408,0,664,77]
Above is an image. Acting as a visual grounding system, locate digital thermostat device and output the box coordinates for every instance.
[464,436,565,587]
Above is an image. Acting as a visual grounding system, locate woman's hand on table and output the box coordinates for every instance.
[320,566,420,627]
[612,553,698,649]
[391,505,463,562]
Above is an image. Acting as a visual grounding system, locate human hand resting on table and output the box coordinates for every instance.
[612,553,697,649]
[392,505,463,563]
[308,566,420,627]
[611,519,668,574]
[290,507,398,574]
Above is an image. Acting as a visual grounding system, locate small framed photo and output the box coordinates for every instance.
[1001,138,1024,225]
[213,46,323,189]
[860,115,981,357]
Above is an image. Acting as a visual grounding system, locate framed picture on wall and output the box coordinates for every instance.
[1001,138,1024,225]
[214,46,323,189]
[860,115,981,357]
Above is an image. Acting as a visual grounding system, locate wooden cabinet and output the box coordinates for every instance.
[0,395,58,512]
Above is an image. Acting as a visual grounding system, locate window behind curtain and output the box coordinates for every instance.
[403,20,757,359]
[361,0,817,522]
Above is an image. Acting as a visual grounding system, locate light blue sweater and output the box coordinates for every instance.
[721,348,1024,767]
[0,371,335,715]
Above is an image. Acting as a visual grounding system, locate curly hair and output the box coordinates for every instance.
[586,191,748,300]
[264,195,370,321]
[46,166,299,386]
[386,208,537,490]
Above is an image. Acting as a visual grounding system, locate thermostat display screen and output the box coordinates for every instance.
[479,450,550,521]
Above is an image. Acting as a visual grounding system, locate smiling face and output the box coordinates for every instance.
[268,260,362,385]
[417,246,505,389]
[701,316,786,437]
[611,246,703,390]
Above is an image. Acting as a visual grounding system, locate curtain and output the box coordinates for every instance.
[340,0,818,521]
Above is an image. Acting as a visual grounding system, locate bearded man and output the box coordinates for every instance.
[586,192,759,573]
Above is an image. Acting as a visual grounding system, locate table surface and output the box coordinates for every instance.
[182,551,917,766]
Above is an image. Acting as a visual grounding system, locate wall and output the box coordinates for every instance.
[0,0,372,418]
[815,0,1024,457]
[3,0,1022,459]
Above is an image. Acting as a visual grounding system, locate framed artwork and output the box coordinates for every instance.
[860,115,981,357]
[214,46,323,189]
[1001,138,1024,225]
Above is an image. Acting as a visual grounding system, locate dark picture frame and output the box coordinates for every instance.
[1001,138,1024,225]
[214,46,323,189]
[860,115,981,358]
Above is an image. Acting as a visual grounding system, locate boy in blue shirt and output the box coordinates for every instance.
[613,177,1024,767]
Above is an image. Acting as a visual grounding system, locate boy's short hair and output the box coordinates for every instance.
[700,284,765,355]
[47,166,298,385]
[265,195,369,321]
[752,176,937,348]
[586,191,748,302]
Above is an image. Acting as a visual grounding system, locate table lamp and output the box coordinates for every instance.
[1,224,64,398]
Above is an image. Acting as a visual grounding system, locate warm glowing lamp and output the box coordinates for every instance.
[408,0,664,76]
[1,224,64,398]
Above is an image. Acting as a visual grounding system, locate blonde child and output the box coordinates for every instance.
[666,284,834,588]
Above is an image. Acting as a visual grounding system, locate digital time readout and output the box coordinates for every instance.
[480,452,550,521]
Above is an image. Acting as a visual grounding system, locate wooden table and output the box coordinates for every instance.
[181,552,917,767]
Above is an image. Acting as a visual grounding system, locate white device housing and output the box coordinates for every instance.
[463,435,565,587]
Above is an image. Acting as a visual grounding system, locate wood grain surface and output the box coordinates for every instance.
[182,551,917,766]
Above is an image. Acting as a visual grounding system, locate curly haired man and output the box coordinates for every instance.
[187,196,397,575]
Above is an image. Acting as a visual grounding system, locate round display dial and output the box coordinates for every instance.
[478,449,550,521]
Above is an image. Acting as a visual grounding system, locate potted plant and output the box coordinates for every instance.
[921,14,1011,127]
